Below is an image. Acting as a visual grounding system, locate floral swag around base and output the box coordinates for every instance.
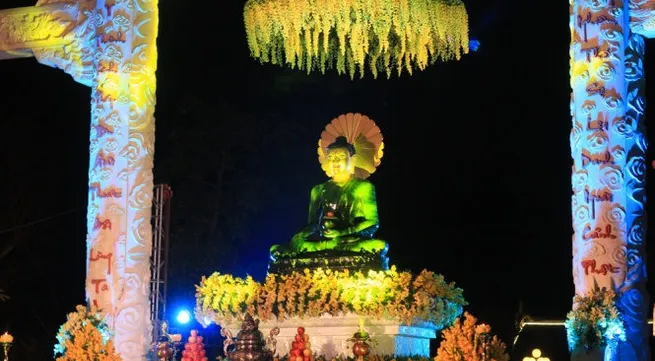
[564,287,627,352]
[195,266,466,330]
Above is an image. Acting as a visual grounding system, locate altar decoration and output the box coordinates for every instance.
[181,330,208,361]
[155,321,173,361]
[289,327,313,361]
[224,314,274,361]
[199,116,464,359]
[195,266,465,331]
[155,339,174,361]
[434,312,508,361]
[564,287,626,352]
[348,329,373,361]
[53,305,121,361]
[243,0,469,79]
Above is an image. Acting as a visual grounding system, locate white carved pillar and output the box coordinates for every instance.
[2,0,157,359]
[569,0,649,360]
[86,0,158,359]
[27,0,159,359]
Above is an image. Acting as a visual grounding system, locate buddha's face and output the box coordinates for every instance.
[326,147,353,180]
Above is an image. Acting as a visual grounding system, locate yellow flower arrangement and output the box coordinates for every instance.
[434,312,509,361]
[53,304,121,361]
[243,0,469,79]
[564,287,626,351]
[195,266,466,330]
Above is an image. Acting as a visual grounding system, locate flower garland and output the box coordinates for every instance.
[54,305,121,361]
[264,355,432,361]
[195,266,466,330]
[243,0,469,79]
[564,287,627,351]
[434,312,509,361]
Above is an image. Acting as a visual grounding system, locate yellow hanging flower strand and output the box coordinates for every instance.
[243,0,469,79]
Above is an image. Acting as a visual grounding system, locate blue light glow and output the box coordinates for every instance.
[469,39,480,52]
[176,309,191,325]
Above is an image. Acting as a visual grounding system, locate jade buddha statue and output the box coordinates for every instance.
[270,136,388,260]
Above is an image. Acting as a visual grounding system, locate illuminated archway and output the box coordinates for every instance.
[0,1,158,360]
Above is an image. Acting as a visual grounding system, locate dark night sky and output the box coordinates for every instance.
[0,0,654,360]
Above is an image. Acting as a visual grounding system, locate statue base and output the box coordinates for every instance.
[267,250,389,274]
[226,314,436,359]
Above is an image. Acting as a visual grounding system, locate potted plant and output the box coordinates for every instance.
[565,287,626,360]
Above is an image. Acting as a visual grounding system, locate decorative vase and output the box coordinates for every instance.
[226,314,273,361]
[350,330,371,361]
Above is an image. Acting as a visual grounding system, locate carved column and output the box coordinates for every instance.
[569,0,649,360]
[29,0,160,359]
[87,0,158,359]
[1,0,158,359]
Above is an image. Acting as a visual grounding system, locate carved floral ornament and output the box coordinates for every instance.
[243,0,469,79]
[0,3,75,51]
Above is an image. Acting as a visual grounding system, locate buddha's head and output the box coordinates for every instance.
[325,136,356,182]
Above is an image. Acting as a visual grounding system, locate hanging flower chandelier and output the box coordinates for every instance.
[243,0,469,79]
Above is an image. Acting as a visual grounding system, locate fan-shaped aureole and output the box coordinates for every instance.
[318,113,384,179]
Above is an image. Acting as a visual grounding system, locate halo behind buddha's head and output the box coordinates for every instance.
[318,113,384,179]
